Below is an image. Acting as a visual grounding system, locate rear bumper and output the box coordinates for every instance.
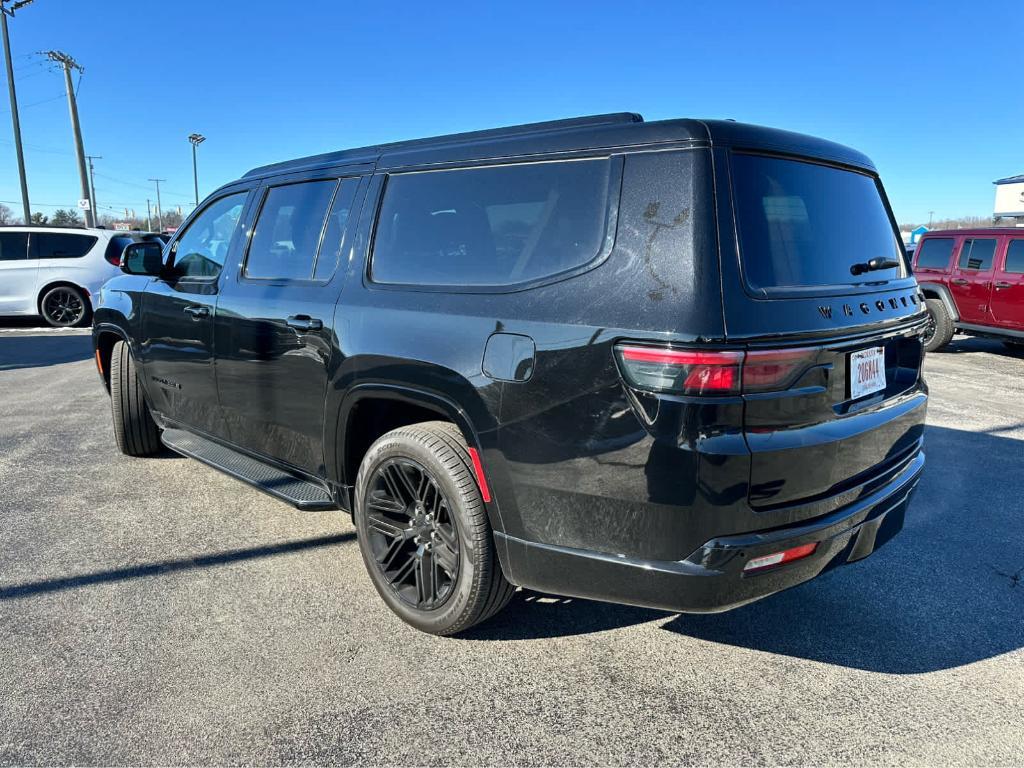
[499,450,924,614]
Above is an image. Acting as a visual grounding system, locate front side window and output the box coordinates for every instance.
[371,158,612,287]
[35,233,97,259]
[1005,240,1024,274]
[731,153,905,292]
[957,238,996,271]
[0,232,28,261]
[170,193,247,279]
[245,180,338,280]
[915,237,955,270]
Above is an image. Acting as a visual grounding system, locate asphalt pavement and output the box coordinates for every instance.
[1,326,1022,765]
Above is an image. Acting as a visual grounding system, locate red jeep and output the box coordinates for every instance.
[913,228,1024,351]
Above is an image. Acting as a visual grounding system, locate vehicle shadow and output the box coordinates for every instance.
[0,532,356,601]
[0,333,94,371]
[471,425,1024,673]
[935,334,1024,358]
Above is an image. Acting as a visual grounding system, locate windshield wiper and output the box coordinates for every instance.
[850,257,901,276]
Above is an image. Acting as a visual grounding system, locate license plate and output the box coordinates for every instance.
[849,346,886,399]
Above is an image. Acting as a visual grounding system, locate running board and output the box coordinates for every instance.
[161,428,337,511]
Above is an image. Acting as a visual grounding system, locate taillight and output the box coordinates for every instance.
[742,347,818,393]
[104,251,122,267]
[614,344,818,395]
[615,345,743,396]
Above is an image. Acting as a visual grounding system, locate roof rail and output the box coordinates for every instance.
[242,112,644,179]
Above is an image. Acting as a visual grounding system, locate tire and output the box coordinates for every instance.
[40,284,91,328]
[354,421,515,635]
[110,340,162,457]
[923,298,954,353]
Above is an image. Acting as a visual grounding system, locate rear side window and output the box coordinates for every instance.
[958,238,996,271]
[731,153,904,292]
[1005,240,1024,274]
[914,238,955,269]
[105,235,137,264]
[371,158,612,287]
[35,233,97,259]
[245,180,338,280]
[0,232,28,261]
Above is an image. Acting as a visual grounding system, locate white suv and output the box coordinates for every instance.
[0,227,157,327]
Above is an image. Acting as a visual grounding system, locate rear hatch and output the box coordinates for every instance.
[715,147,928,513]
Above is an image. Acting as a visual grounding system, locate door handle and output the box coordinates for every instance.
[995,281,1012,290]
[183,305,210,319]
[951,278,969,286]
[286,315,323,332]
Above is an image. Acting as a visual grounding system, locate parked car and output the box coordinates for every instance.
[92,113,928,635]
[0,226,159,327]
[913,228,1024,351]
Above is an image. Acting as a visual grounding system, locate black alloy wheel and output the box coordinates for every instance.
[365,458,460,610]
[41,286,88,327]
[354,421,516,635]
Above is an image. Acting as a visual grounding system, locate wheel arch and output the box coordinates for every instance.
[332,381,506,533]
[91,322,131,392]
[918,282,960,322]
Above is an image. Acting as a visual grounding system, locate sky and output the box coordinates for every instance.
[1,0,1021,225]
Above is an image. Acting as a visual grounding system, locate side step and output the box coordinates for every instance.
[161,428,337,511]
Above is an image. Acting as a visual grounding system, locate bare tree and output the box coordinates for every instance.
[0,203,15,225]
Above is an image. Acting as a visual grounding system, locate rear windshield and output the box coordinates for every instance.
[732,153,905,292]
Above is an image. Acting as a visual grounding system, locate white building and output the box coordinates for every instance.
[993,174,1024,222]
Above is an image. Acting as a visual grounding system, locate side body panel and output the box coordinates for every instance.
[949,235,996,324]
[215,170,370,477]
[988,235,1024,330]
[0,231,36,315]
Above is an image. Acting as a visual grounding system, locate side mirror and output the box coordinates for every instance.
[120,241,165,276]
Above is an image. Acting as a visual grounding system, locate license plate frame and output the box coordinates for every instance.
[849,346,886,400]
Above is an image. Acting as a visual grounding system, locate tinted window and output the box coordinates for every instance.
[371,158,612,286]
[0,232,28,261]
[915,237,954,269]
[170,192,247,278]
[314,179,359,282]
[732,154,904,291]
[105,235,137,265]
[35,233,97,259]
[1004,240,1024,274]
[958,238,996,271]
[245,180,337,280]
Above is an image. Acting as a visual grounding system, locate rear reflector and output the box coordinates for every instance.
[743,542,818,573]
[466,447,492,503]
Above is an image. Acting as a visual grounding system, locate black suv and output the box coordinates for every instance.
[93,113,928,635]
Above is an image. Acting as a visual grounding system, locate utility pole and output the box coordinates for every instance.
[148,178,164,231]
[1,0,34,225]
[43,50,94,227]
[928,211,935,228]
[146,198,152,232]
[86,154,100,218]
[188,133,205,206]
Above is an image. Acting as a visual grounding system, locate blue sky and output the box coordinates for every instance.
[1,0,1020,224]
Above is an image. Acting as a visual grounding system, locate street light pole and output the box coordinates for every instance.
[1,0,34,225]
[188,133,205,207]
